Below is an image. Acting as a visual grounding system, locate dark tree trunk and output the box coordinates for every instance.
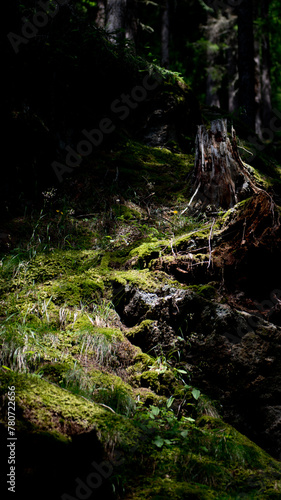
[261,0,272,130]
[161,0,170,68]
[226,6,239,113]
[205,13,220,108]
[106,0,127,42]
[227,43,238,113]
[237,0,255,130]
[254,37,262,138]
[191,119,259,209]
[125,0,139,48]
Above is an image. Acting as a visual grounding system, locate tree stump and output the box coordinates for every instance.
[191,119,259,209]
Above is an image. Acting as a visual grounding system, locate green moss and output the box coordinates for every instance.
[90,369,136,416]
[0,369,106,434]
[12,250,79,285]
[127,350,157,388]
[174,222,221,251]
[196,416,281,470]
[133,351,154,366]
[133,387,165,406]
[0,369,138,444]
[50,276,103,306]
[109,269,173,294]
[36,362,71,384]
[128,240,165,268]
[126,319,155,343]
[90,368,133,392]
[1,364,281,500]
[137,370,161,392]
[189,284,217,300]
[112,204,142,220]
[127,478,218,499]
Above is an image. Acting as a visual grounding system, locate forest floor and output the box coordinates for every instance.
[1,127,281,499]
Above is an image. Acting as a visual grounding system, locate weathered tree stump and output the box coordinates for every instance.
[191,119,259,209]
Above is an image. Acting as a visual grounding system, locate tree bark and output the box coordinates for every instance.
[237,0,255,130]
[191,119,259,209]
[106,0,127,42]
[161,0,170,69]
[254,36,262,138]
[125,0,139,48]
[205,13,220,108]
[225,6,239,113]
[227,43,238,113]
[261,0,272,130]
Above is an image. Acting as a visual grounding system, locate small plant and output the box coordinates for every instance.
[149,352,191,385]
[133,396,195,449]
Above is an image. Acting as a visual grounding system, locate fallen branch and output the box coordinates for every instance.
[237,145,253,156]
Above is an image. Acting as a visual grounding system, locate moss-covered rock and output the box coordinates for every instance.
[125,319,156,346]
[189,283,217,300]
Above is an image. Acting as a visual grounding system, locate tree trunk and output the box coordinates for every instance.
[225,6,238,114]
[254,36,262,138]
[205,13,220,108]
[237,0,255,130]
[161,0,170,68]
[261,0,272,130]
[227,43,238,113]
[191,119,259,209]
[125,0,139,48]
[106,0,127,42]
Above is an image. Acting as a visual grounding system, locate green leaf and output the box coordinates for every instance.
[163,439,172,445]
[166,396,174,408]
[180,430,189,438]
[192,388,201,400]
[153,436,164,448]
[149,406,160,416]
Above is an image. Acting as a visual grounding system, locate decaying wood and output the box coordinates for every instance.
[191,119,260,209]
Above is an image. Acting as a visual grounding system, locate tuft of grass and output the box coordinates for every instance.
[77,331,118,366]
[0,323,46,372]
